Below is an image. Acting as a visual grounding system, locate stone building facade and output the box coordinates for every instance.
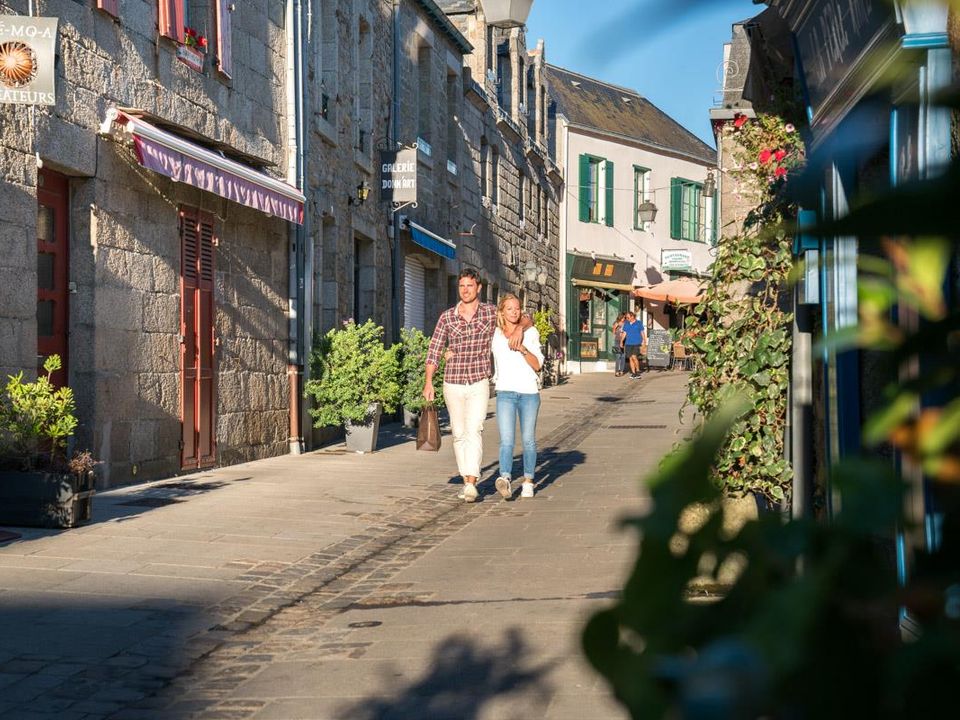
[0,0,563,484]
[1,1,300,486]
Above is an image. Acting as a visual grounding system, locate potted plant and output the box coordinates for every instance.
[305,320,401,453]
[398,327,446,427]
[533,308,558,386]
[0,355,96,528]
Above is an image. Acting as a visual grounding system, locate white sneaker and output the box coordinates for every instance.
[462,483,478,503]
[520,481,535,498]
[495,476,513,499]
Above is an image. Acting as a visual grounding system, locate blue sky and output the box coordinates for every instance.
[526,0,761,146]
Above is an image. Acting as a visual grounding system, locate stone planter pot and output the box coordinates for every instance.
[0,470,95,528]
[402,407,420,429]
[344,403,382,453]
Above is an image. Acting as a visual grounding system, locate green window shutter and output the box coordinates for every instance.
[632,168,639,229]
[670,178,682,239]
[604,161,614,227]
[578,155,591,223]
[712,194,719,245]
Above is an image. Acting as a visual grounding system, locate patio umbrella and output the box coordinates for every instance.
[632,277,706,304]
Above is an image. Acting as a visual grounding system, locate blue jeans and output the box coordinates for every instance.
[496,391,541,480]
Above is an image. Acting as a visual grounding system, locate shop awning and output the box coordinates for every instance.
[573,278,636,292]
[402,218,457,260]
[633,277,706,304]
[568,252,636,292]
[100,109,304,225]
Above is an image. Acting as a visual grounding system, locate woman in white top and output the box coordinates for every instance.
[492,294,544,499]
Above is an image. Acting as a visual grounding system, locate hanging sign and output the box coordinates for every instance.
[0,16,58,105]
[380,146,418,204]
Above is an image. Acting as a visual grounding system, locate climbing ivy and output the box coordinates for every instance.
[684,113,806,504]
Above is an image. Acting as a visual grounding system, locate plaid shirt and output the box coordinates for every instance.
[426,302,497,385]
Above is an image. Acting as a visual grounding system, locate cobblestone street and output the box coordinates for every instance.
[0,371,692,719]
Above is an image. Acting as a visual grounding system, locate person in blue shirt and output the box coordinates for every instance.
[620,312,647,378]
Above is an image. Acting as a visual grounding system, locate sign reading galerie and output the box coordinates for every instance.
[380,146,417,204]
[0,16,57,105]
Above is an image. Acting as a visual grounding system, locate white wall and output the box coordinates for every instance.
[562,128,716,286]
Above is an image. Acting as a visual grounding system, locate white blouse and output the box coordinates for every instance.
[492,327,544,394]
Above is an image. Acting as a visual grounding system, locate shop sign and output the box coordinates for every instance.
[661,248,692,272]
[569,254,634,286]
[793,0,894,122]
[380,146,417,204]
[0,16,57,105]
[580,340,598,359]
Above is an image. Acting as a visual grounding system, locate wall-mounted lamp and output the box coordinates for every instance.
[637,200,658,224]
[702,169,717,199]
[348,180,371,206]
[523,258,545,284]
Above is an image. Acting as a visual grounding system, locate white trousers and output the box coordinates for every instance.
[442,379,489,480]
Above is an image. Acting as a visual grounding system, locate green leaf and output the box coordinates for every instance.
[863,391,918,447]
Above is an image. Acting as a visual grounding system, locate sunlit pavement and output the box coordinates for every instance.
[0,370,692,719]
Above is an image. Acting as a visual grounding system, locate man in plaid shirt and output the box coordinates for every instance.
[424,268,529,502]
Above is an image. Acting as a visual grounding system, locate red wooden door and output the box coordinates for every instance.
[36,169,69,388]
[180,207,217,469]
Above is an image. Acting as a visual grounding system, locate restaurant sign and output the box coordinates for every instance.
[0,16,58,105]
[661,248,691,272]
[380,146,417,204]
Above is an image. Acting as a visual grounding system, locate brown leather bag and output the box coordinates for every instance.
[416,402,442,452]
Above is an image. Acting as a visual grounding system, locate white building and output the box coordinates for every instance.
[547,65,718,372]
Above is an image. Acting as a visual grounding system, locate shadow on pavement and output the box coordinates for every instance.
[335,628,556,720]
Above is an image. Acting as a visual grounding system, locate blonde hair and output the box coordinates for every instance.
[496,293,521,332]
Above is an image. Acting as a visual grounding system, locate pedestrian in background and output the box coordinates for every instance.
[612,312,627,377]
[424,269,530,502]
[620,311,647,379]
[492,294,544,500]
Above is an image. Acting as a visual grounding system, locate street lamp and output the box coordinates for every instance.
[348,180,371,206]
[523,258,540,283]
[479,0,534,28]
[702,169,716,199]
[637,199,658,224]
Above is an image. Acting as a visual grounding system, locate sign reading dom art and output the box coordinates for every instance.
[380,146,417,204]
[0,16,58,105]
[661,248,691,271]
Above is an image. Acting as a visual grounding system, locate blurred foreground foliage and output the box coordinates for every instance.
[583,1,960,716]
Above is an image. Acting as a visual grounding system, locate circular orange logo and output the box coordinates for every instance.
[0,41,38,88]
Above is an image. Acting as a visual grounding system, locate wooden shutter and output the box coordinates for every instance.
[179,207,217,470]
[158,0,184,42]
[97,0,119,17]
[670,177,682,239]
[180,210,199,468]
[604,160,614,227]
[215,0,233,78]
[578,154,591,223]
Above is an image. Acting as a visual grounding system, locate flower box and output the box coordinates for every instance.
[0,470,95,528]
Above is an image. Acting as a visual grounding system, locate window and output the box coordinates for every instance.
[321,0,338,118]
[356,14,372,153]
[578,154,613,226]
[670,178,705,242]
[518,172,525,222]
[491,146,500,205]
[159,1,230,75]
[417,45,432,152]
[496,41,511,112]
[446,71,459,168]
[633,166,651,231]
[480,137,489,200]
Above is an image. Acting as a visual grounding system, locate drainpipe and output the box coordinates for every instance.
[390,0,402,344]
[286,0,308,454]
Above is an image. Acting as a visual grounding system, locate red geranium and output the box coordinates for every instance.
[774,149,787,161]
[733,113,747,128]
[758,149,773,164]
[198,36,208,48]
[774,166,787,179]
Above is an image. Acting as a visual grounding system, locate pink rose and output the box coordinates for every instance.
[785,123,796,133]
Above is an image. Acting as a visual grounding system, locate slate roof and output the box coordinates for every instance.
[546,64,717,166]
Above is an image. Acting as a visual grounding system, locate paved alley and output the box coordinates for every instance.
[0,371,692,719]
